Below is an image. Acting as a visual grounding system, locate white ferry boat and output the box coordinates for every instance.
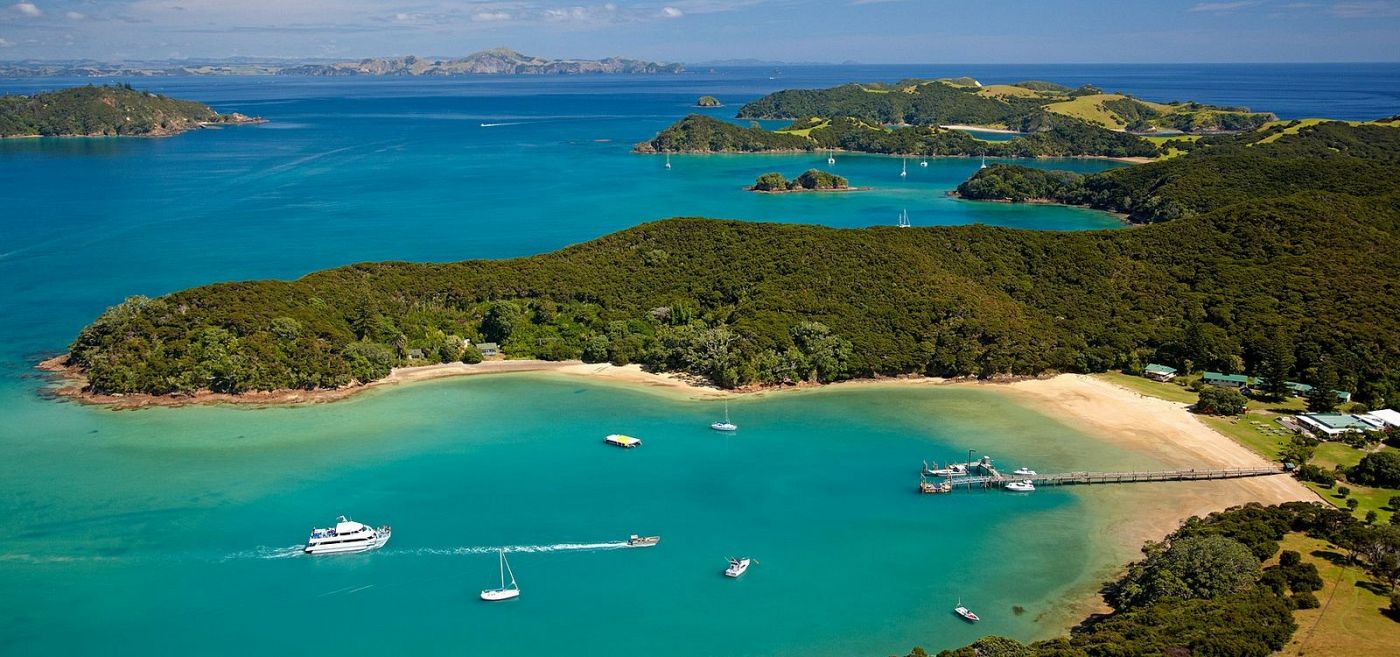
[724,557,751,578]
[303,516,391,555]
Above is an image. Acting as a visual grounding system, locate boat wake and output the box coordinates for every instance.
[389,541,630,556]
[222,544,306,561]
[478,122,523,127]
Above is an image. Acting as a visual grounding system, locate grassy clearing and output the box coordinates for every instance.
[976,84,1044,99]
[1043,94,1133,129]
[1276,534,1400,657]
[777,119,829,137]
[1092,371,1198,403]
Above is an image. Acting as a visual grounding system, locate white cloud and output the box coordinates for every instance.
[662,6,683,17]
[0,37,11,47]
[66,10,83,20]
[472,11,512,22]
[1330,1,1400,17]
[11,2,42,17]
[1189,1,1262,11]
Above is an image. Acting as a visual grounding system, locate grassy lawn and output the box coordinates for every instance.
[976,84,1043,99]
[1092,371,1198,404]
[1043,94,1133,129]
[1200,414,1292,460]
[1276,534,1400,657]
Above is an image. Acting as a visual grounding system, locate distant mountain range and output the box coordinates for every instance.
[0,49,684,77]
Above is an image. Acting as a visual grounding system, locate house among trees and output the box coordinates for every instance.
[1202,371,1250,388]
[1262,379,1353,402]
[474,342,500,357]
[1142,363,1177,382]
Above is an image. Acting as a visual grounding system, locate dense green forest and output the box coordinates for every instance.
[958,121,1400,222]
[635,114,1158,158]
[0,84,255,137]
[61,122,1400,407]
[933,502,1400,657]
[734,78,1274,134]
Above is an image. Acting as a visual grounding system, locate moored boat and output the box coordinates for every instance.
[711,402,738,432]
[954,603,980,622]
[627,534,661,547]
[1004,480,1036,492]
[724,557,751,578]
[304,516,391,555]
[1013,467,1037,476]
[604,434,642,448]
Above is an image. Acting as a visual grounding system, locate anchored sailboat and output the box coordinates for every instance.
[827,148,835,166]
[900,157,908,177]
[665,152,672,170]
[979,153,987,169]
[711,402,738,432]
[898,209,911,229]
[480,549,521,601]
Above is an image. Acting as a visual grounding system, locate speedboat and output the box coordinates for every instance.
[1004,480,1036,492]
[304,516,391,555]
[724,557,751,578]
[922,461,969,477]
[1013,467,1037,476]
[627,534,661,547]
[481,549,521,601]
[954,604,980,622]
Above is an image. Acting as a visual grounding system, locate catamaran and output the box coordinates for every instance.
[1004,480,1036,492]
[711,402,738,432]
[627,534,661,547]
[725,557,751,578]
[954,600,980,622]
[480,549,521,601]
[303,516,391,555]
[898,209,911,228]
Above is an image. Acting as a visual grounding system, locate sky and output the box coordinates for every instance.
[0,0,1398,63]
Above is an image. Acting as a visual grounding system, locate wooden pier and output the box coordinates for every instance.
[920,466,1287,493]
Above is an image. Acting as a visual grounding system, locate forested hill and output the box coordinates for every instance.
[0,84,260,137]
[61,122,1400,407]
[635,114,1159,158]
[735,78,1275,133]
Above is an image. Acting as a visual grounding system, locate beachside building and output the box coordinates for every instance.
[475,342,500,357]
[1296,412,1387,438]
[1259,380,1352,402]
[1143,363,1177,382]
[1202,371,1251,388]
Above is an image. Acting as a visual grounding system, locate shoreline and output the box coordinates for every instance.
[37,355,1320,635]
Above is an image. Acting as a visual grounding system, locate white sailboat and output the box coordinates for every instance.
[898,209,910,229]
[979,154,987,169]
[900,157,908,177]
[954,598,980,622]
[665,152,672,170]
[711,402,738,432]
[827,148,835,166]
[480,549,521,601]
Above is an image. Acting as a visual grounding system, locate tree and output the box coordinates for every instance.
[1255,331,1295,400]
[1109,535,1262,610]
[461,344,484,364]
[1389,495,1400,511]
[481,301,523,344]
[1347,498,1360,511]
[1307,364,1341,413]
[1338,486,1351,498]
[751,172,789,191]
[1196,385,1248,416]
[1348,451,1400,488]
[1368,510,1380,524]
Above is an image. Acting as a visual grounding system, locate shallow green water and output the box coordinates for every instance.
[0,374,1161,656]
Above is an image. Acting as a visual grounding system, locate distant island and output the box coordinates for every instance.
[0,84,262,138]
[0,49,683,77]
[696,96,723,107]
[635,76,1292,160]
[749,169,851,192]
[44,120,1399,403]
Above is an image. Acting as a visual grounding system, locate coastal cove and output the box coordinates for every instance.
[2,65,1398,657]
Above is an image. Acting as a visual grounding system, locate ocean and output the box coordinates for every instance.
[1,63,1396,656]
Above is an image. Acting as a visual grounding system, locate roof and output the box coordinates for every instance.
[1144,363,1177,374]
[1203,371,1250,384]
[475,342,499,349]
[1362,409,1400,428]
[1298,413,1376,431]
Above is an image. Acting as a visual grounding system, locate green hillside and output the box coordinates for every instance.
[61,122,1400,407]
[0,84,255,137]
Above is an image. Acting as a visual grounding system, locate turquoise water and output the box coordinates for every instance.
[0,375,1158,656]
[2,66,1394,655]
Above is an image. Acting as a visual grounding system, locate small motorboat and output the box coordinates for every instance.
[1013,467,1037,476]
[724,557,751,578]
[1004,480,1036,492]
[954,603,980,623]
[480,549,521,601]
[922,461,969,477]
[626,534,661,547]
